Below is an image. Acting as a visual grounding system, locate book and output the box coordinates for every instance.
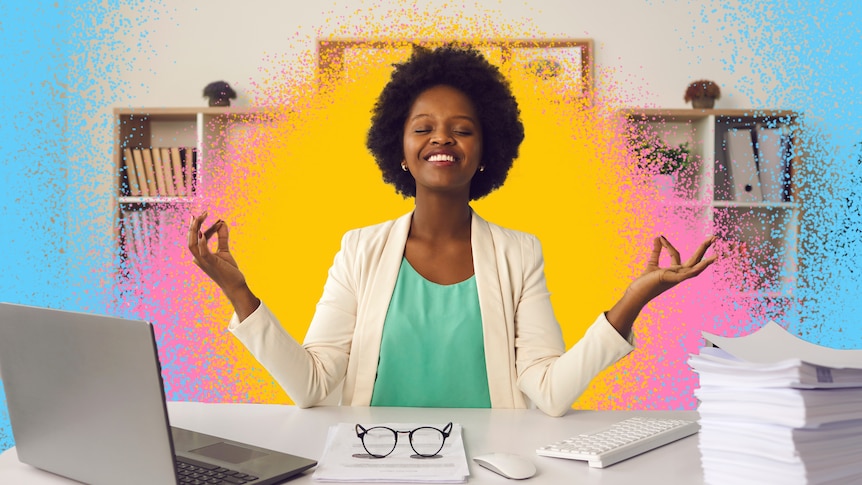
[755,124,793,202]
[140,148,159,197]
[159,148,176,197]
[151,147,168,196]
[131,148,150,197]
[122,148,141,197]
[183,148,195,196]
[170,147,185,196]
[724,127,763,202]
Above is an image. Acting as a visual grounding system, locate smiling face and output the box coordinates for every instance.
[402,85,483,200]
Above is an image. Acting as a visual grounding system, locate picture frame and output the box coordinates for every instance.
[317,38,593,101]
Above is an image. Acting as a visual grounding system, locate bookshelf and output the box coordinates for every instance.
[624,108,802,299]
[112,107,268,280]
[114,107,261,202]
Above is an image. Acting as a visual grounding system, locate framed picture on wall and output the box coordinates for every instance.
[317,38,593,101]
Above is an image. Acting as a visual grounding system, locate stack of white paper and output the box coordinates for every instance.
[689,322,862,484]
[312,422,470,483]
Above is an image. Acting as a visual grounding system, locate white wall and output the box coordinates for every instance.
[114,0,755,109]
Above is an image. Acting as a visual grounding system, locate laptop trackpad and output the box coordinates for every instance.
[190,442,269,464]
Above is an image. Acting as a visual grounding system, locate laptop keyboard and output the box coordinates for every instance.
[176,456,259,484]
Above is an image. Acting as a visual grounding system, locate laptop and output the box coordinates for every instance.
[0,302,317,485]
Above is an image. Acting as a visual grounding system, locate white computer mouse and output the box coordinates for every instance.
[473,452,537,480]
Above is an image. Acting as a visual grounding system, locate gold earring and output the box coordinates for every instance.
[401,163,408,172]
[479,165,485,172]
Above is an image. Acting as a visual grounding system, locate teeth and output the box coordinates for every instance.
[428,154,455,162]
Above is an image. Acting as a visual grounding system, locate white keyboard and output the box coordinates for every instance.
[535,416,699,468]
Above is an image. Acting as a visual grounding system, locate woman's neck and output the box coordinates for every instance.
[410,192,472,241]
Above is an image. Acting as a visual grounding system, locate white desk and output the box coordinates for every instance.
[0,402,704,484]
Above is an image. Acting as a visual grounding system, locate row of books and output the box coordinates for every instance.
[720,124,794,203]
[689,322,862,484]
[121,147,197,198]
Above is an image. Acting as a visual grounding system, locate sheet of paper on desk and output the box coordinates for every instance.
[311,422,469,483]
[703,321,862,367]
[697,321,862,388]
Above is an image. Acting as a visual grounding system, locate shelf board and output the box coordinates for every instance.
[113,106,278,120]
[721,289,796,299]
[656,200,798,209]
[115,106,263,114]
[655,199,710,208]
[622,108,798,122]
[119,196,195,204]
[712,201,799,209]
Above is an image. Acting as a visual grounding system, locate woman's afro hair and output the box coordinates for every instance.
[366,45,525,200]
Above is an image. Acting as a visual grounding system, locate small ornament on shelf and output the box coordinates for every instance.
[629,128,692,175]
[684,79,721,109]
[203,81,237,107]
[628,125,692,197]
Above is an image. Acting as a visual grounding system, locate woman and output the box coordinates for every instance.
[188,45,716,417]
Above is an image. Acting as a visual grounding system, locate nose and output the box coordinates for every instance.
[430,133,454,145]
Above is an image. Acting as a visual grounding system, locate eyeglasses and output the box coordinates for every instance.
[355,422,453,458]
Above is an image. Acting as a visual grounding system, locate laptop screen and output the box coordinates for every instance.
[0,303,179,484]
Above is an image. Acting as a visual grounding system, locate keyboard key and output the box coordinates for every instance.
[175,456,253,483]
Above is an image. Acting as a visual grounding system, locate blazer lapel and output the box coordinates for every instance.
[472,211,516,408]
[349,211,413,405]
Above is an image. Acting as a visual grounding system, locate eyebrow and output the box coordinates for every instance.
[408,113,478,124]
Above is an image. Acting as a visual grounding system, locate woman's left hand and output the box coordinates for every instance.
[606,235,717,338]
[631,235,717,303]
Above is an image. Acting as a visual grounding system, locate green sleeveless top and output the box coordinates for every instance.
[370,257,491,408]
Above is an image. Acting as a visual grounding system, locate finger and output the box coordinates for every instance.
[684,255,718,278]
[203,219,222,240]
[187,211,208,257]
[684,235,717,267]
[216,220,230,253]
[647,236,662,268]
[660,235,682,266]
[668,255,718,283]
[196,220,214,260]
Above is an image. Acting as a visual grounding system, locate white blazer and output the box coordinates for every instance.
[229,210,634,417]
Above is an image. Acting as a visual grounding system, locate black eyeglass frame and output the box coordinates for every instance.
[354,422,453,458]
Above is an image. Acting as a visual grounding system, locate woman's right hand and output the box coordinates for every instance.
[188,211,260,320]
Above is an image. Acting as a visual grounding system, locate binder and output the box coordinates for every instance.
[723,127,763,202]
[755,124,792,202]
